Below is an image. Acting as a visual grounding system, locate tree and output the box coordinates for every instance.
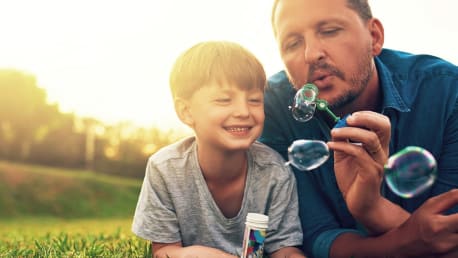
[0,69,58,160]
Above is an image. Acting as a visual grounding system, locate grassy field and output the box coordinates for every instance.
[0,217,151,257]
[0,160,142,218]
[0,161,152,257]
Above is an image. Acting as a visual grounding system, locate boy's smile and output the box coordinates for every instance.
[225,126,253,134]
[183,82,264,152]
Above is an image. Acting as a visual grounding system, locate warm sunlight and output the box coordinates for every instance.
[1,0,457,129]
[1,1,458,256]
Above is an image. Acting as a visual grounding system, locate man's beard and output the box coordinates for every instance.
[287,47,374,110]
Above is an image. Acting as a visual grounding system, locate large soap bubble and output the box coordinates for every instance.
[286,139,330,171]
[384,146,437,198]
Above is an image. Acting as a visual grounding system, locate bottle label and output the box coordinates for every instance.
[241,226,266,258]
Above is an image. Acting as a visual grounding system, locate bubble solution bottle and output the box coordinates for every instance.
[241,213,269,258]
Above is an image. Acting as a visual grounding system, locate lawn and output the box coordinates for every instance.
[0,161,152,257]
[0,217,151,257]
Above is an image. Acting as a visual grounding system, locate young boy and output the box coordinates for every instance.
[132,41,305,258]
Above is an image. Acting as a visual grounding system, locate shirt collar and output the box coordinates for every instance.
[375,55,411,113]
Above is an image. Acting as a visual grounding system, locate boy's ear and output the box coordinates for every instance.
[174,98,194,127]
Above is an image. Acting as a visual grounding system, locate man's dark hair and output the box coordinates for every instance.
[271,0,373,36]
[346,0,373,21]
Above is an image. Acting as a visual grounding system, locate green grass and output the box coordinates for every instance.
[0,161,151,257]
[0,160,142,218]
[0,217,151,257]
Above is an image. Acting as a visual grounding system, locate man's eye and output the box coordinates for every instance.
[321,28,340,36]
[284,39,303,51]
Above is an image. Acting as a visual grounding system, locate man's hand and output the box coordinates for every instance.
[328,111,390,215]
[395,189,458,257]
[327,111,410,234]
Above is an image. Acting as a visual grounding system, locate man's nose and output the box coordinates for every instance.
[304,38,325,64]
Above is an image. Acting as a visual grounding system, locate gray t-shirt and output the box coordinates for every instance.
[132,136,303,255]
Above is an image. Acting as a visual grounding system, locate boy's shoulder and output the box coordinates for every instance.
[148,136,196,164]
[249,140,287,167]
[249,141,295,184]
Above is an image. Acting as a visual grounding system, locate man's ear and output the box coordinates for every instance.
[174,98,194,127]
[369,18,384,56]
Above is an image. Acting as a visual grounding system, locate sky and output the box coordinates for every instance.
[1,0,457,130]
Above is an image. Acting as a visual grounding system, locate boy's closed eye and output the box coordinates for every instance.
[214,98,231,104]
[248,98,263,105]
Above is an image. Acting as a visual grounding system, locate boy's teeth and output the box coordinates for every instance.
[228,127,248,132]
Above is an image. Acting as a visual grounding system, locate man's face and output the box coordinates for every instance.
[273,0,379,111]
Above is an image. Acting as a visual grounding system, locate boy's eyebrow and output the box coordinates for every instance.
[208,85,232,95]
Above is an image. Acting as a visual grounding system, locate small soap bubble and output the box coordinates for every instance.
[291,84,319,122]
[384,146,437,198]
[286,139,330,171]
[291,101,316,122]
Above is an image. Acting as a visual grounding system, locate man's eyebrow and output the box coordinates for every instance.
[279,18,347,42]
[315,18,346,28]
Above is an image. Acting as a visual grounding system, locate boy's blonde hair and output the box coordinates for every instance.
[169,41,266,100]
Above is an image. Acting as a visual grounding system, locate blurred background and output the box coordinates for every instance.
[0,0,457,255]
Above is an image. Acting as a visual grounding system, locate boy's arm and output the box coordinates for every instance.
[269,247,307,258]
[152,242,238,258]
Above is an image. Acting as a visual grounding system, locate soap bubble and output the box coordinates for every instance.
[285,141,437,199]
[286,139,330,171]
[291,101,316,122]
[384,146,437,198]
[291,84,319,122]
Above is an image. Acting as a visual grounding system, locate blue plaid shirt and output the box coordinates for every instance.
[259,48,458,258]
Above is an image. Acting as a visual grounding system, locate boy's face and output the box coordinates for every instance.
[183,82,264,152]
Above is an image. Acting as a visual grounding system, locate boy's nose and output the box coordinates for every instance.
[232,100,250,117]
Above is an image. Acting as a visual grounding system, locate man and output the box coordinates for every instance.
[259,0,458,257]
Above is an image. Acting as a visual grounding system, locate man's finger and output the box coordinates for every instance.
[424,189,458,213]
